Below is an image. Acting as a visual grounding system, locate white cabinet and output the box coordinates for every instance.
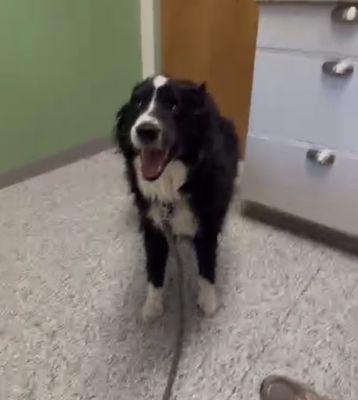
[242,1,358,237]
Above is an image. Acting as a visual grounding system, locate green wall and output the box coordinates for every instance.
[0,0,141,173]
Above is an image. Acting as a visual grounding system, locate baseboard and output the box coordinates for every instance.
[241,200,358,257]
[0,136,114,190]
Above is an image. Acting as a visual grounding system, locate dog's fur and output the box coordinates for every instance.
[115,75,238,319]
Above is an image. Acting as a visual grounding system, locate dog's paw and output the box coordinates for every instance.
[198,277,217,317]
[142,284,164,322]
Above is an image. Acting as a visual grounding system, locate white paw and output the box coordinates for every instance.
[198,277,217,317]
[142,284,164,322]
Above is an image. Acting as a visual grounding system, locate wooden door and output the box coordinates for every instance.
[161,0,258,156]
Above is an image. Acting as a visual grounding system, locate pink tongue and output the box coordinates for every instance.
[140,148,167,180]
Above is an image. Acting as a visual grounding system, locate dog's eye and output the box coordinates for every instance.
[165,99,177,112]
[132,95,143,108]
[157,87,177,112]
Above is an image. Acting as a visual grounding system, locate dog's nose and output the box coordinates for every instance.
[136,122,160,144]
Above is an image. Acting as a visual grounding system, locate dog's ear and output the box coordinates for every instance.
[116,102,131,132]
[114,102,132,152]
[194,82,207,112]
[116,103,128,125]
[198,82,206,94]
[181,82,207,112]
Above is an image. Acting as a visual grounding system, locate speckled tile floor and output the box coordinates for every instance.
[0,150,357,400]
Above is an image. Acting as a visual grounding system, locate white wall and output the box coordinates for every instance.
[140,0,161,78]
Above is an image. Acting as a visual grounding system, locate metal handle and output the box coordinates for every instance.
[307,149,335,166]
[322,59,354,77]
[332,5,358,22]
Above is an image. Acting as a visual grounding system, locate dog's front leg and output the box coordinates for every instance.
[194,231,218,317]
[141,219,168,321]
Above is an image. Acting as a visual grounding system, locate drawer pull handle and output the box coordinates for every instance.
[332,5,358,22]
[322,60,354,77]
[307,149,335,166]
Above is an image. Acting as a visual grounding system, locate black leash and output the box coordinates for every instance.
[161,225,186,400]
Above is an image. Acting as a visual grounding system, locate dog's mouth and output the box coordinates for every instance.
[140,147,170,181]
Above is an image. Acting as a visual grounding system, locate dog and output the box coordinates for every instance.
[115,75,239,320]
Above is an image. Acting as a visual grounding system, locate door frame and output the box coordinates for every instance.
[140,0,158,78]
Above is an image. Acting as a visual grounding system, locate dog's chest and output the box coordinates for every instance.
[135,158,198,237]
[148,199,197,237]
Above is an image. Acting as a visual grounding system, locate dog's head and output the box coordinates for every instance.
[116,75,209,181]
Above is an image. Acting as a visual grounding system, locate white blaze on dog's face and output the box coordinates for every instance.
[130,75,172,181]
[130,75,168,150]
[126,75,207,182]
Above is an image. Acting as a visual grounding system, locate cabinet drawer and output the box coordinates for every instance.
[242,135,358,237]
[258,4,358,56]
[249,50,358,153]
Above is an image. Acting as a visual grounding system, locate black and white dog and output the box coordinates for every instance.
[115,75,238,320]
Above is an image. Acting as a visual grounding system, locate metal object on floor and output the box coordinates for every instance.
[260,374,333,400]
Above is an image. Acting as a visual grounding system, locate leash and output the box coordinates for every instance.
[161,224,186,400]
